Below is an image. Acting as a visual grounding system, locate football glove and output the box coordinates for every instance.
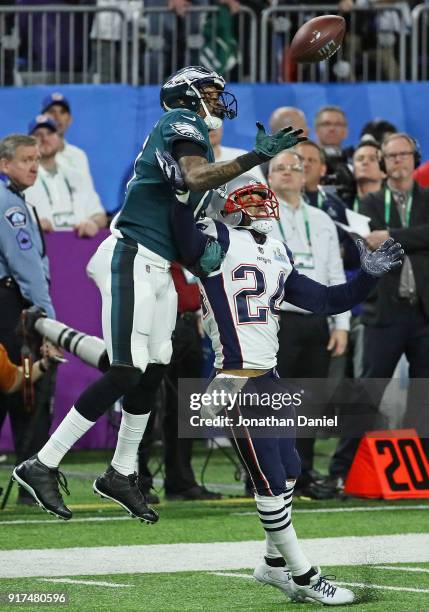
[189,237,225,278]
[155,149,190,204]
[253,122,307,160]
[357,237,404,277]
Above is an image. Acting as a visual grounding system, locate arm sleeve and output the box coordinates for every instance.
[171,200,230,268]
[283,267,377,315]
[0,209,55,318]
[171,199,211,266]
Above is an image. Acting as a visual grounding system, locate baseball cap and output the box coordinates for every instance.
[28,114,58,135]
[41,92,71,114]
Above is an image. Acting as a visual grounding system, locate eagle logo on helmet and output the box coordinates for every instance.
[160,65,237,124]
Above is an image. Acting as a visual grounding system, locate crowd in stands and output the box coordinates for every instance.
[1,1,424,85]
[1,86,429,503]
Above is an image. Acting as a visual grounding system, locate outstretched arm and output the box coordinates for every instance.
[284,268,377,315]
[171,198,209,265]
[180,123,306,191]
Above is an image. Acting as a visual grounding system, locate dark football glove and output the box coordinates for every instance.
[357,237,404,277]
[189,237,225,278]
[253,122,307,160]
[155,149,190,203]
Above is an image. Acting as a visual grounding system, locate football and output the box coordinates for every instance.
[288,15,346,63]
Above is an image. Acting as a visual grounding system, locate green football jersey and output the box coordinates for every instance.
[116,109,214,261]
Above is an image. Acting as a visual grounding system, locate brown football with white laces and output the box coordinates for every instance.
[288,15,346,63]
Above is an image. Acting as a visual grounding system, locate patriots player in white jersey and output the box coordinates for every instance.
[196,182,291,372]
[158,151,404,605]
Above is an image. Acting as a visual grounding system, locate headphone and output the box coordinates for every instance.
[380,133,422,172]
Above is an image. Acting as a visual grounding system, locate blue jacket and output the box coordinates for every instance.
[0,181,55,318]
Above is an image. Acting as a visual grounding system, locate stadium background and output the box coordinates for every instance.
[1,9,429,607]
[0,81,428,214]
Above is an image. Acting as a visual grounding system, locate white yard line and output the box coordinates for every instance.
[212,572,429,594]
[1,504,428,526]
[0,516,131,526]
[233,504,429,516]
[38,578,133,588]
[211,572,252,579]
[1,534,429,579]
[336,581,429,594]
[374,566,429,573]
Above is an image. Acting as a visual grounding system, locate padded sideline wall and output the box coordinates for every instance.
[0,82,428,213]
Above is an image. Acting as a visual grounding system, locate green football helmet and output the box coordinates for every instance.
[160,66,237,129]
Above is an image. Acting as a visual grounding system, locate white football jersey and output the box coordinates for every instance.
[197,218,294,370]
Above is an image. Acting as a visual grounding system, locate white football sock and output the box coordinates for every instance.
[285,480,296,518]
[38,407,94,469]
[256,492,311,576]
[111,410,150,476]
[265,480,296,560]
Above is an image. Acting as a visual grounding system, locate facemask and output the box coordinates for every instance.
[251,219,273,234]
[223,211,242,227]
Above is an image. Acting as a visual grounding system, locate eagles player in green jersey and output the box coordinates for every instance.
[14,66,306,523]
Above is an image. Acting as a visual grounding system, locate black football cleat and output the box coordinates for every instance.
[93,466,159,524]
[137,475,160,504]
[12,455,72,520]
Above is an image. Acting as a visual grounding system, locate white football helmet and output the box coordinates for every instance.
[206,174,279,234]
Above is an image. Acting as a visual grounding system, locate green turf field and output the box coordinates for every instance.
[1,441,428,611]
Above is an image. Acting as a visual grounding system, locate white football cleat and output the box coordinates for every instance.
[253,561,294,598]
[291,567,355,605]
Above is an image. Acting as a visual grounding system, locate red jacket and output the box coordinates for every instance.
[171,263,200,314]
[414,161,429,188]
[0,344,18,392]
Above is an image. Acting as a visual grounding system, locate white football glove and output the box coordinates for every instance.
[357,237,404,277]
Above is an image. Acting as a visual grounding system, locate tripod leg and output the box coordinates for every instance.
[0,475,15,510]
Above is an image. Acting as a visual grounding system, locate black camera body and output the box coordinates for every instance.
[320,146,356,205]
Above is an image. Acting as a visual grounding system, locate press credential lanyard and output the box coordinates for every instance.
[40,173,74,210]
[384,188,412,228]
[276,203,312,249]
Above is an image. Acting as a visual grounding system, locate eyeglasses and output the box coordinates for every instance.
[317,121,347,129]
[383,151,414,161]
[271,164,303,173]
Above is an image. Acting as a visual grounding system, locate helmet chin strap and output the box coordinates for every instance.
[188,81,223,130]
[250,219,274,234]
[200,98,223,130]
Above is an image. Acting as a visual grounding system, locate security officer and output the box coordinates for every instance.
[0,133,55,502]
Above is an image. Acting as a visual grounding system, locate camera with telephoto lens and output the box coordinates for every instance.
[320,146,356,204]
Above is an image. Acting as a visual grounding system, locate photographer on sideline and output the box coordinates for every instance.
[0,340,61,394]
[314,106,355,204]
